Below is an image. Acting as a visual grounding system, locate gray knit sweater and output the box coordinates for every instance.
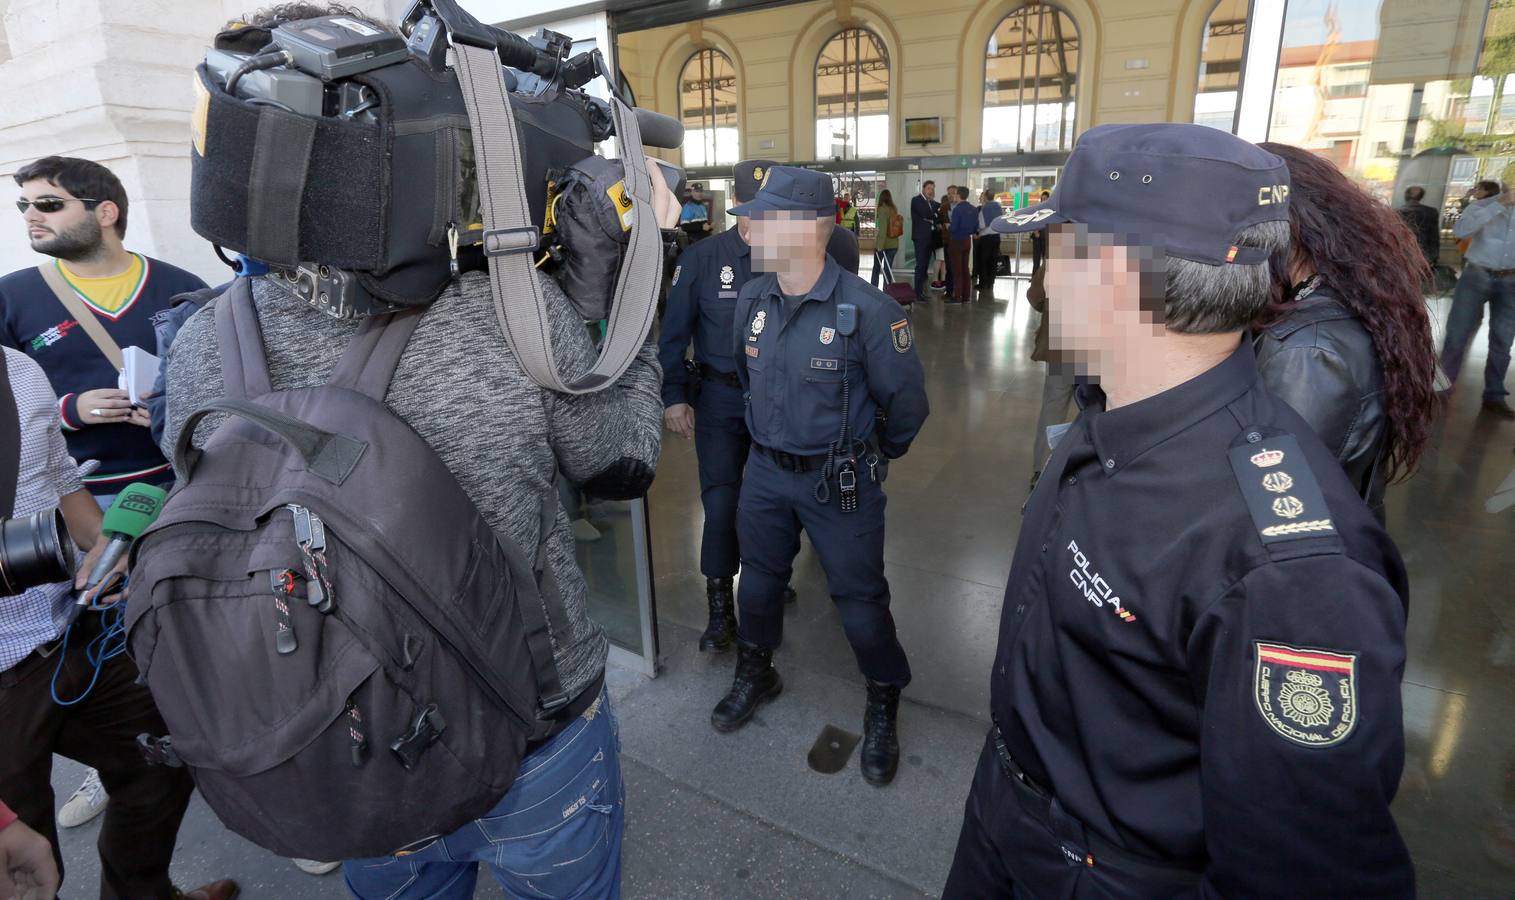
[159,272,663,699]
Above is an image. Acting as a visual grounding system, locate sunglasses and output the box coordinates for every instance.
[16,197,100,214]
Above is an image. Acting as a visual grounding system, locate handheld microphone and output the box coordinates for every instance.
[67,483,167,623]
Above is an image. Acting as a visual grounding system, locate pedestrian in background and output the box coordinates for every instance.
[872,189,902,289]
[1441,178,1515,418]
[947,186,977,304]
[974,189,1003,297]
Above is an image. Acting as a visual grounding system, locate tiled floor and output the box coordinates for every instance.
[646,277,1515,896]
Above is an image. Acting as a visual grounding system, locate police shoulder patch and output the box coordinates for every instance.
[672,265,682,287]
[1253,641,1358,748]
[890,318,912,353]
[1227,432,1335,544]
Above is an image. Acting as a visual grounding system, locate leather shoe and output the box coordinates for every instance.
[175,879,240,900]
[1483,399,1515,419]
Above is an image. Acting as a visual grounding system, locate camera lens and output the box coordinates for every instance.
[0,509,75,597]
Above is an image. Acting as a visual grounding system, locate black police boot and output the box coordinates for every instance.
[711,643,782,733]
[860,681,901,786]
[783,584,798,605]
[698,577,737,653]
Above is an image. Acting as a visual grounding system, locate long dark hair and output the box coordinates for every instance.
[1258,142,1437,483]
[878,189,894,209]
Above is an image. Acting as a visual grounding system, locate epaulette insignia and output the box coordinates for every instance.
[1228,432,1335,544]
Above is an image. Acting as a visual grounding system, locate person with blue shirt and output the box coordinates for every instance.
[678,183,713,243]
[1441,178,1515,417]
[710,167,929,788]
[947,186,978,303]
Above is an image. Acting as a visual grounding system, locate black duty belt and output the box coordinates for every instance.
[1476,263,1515,278]
[699,367,742,388]
[754,444,830,473]
[989,726,1204,888]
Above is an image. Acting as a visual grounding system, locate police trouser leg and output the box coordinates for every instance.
[792,463,911,688]
[694,381,751,579]
[734,452,804,650]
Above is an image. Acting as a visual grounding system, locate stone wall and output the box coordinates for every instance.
[0,0,408,282]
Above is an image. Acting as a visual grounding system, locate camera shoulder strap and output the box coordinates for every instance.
[38,263,125,371]
[0,347,18,518]
[451,42,659,395]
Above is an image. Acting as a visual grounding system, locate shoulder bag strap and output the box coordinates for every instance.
[37,264,123,370]
[0,349,19,518]
[451,42,659,396]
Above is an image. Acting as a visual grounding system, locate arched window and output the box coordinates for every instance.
[1194,0,1250,132]
[679,49,738,167]
[815,28,891,160]
[983,4,1079,153]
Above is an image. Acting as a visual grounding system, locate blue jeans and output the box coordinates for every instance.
[1440,263,1515,401]
[343,688,625,900]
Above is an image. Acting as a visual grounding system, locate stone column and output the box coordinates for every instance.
[0,0,407,282]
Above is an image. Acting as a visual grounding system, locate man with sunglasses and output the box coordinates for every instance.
[1,157,205,501]
[0,156,205,836]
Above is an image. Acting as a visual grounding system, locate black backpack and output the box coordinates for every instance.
[126,278,571,860]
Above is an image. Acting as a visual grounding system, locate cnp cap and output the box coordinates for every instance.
[733,159,778,203]
[992,123,1291,265]
[728,166,835,217]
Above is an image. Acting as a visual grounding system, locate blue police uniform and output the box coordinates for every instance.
[732,256,928,684]
[659,226,754,580]
[947,123,1413,896]
[942,343,1412,898]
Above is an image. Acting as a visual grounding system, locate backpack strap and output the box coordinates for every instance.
[214,278,273,400]
[326,308,426,401]
[0,349,19,518]
[515,481,572,716]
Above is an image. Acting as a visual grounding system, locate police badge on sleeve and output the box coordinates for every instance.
[1253,642,1358,748]
[890,318,912,353]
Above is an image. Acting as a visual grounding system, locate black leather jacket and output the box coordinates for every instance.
[1254,282,1389,517]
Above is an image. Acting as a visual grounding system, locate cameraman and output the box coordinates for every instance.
[159,31,673,896]
[0,345,234,899]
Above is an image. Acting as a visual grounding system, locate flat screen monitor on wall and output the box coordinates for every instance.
[904,117,942,145]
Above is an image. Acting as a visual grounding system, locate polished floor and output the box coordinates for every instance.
[645,275,1515,896]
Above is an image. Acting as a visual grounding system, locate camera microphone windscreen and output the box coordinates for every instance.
[68,483,168,621]
[634,108,684,151]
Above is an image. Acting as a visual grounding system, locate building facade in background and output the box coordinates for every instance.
[0,0,1508,287]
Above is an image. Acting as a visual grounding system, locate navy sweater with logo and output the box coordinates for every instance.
[0,257,207,494]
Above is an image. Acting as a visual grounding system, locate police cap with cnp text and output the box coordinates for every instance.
[992,123,1291,266]
[728,166,836,217]
[734,159,779,204]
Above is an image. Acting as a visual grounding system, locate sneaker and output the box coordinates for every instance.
[57,768,108,828]
[572,518,602,542]
[292,859,342,876]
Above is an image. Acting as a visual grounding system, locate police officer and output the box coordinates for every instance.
[710,167,929,788]
[661,160,859,652]
[944,125,1413,897]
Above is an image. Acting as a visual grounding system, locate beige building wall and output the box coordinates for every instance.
[617,0,1230,165]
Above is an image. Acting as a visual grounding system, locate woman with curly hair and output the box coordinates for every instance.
[1254,143,1439,521]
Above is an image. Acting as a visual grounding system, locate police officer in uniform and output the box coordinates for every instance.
[943,125,1413,897]
[661,161,860,651]
[711,167,929,788]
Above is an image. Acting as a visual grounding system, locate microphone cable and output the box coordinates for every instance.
[50,574,130,707]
